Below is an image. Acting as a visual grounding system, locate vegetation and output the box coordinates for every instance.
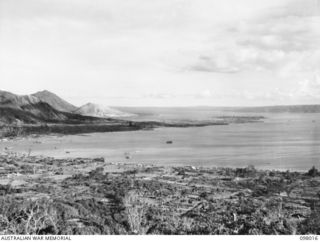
[0,119,230,138]
[0,153,319,235]
[0,122,151,138]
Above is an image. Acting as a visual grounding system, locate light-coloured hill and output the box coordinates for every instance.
[74,103,133,118]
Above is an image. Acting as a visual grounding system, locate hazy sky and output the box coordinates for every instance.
[0,0,320,106]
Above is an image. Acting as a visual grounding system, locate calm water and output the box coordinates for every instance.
[1,109,319,171]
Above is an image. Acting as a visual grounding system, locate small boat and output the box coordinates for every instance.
[166,140,173,144]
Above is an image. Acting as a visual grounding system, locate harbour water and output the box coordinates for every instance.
[1,109,319,171]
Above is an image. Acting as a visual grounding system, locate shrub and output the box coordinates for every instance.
[298,209,320,234]
[307,166,319,177]
[0,197,58,235]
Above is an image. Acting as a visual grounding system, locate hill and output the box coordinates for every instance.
[0,102,103,125]
[0,90,155,137]
[74,102,133,118]
[32,90,77,112]
[0,90,39,108]
[0,106,43,124]
[0,90,103,125]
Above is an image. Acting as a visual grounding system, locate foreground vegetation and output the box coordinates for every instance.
[0,152,318,235]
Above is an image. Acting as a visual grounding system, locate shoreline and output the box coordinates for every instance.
[0,133,316,173]
[0,115,266,138]
[0,150,311,173]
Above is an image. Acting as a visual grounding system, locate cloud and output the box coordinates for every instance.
[1,0,319,106]
[189,0,320,75]
[193,90,214,99]
[142,93,177,99]
[224,73,320,102]
[296,74,320,98]
[190,55,241,73]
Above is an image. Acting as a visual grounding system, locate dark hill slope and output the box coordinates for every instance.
[0,102,104,125]
[0,90,39,108]
[0,90,100,125]
[0,107,41,124]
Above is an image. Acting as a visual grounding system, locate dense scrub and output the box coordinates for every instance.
[0,122,150,138]
[0,153,319,235]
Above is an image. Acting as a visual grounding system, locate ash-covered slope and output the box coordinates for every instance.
[74,102,133,118]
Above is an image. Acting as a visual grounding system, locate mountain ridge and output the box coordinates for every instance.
[0,90,39,108]
[32,90,77,112]
[0,89,134,125]
[0,90,101,125]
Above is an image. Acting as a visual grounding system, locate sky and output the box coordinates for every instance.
[0,0,320,107]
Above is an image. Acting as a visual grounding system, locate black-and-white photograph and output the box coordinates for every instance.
[0,0,319,238]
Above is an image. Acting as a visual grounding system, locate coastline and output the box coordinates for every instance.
[0,121,225,138]
[0,115,266,138]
